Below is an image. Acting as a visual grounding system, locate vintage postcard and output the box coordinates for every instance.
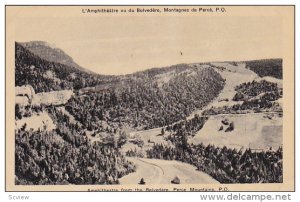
[5,5,295,191]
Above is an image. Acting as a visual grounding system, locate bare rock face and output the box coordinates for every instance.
[32,90,74,106]
[15,85,35,99]
[15,85,35,106]
[15,84,73,107]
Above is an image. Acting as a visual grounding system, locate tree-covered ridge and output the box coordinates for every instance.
[15,42,115,93]
[233,80,282,102]
[65,66,225,130]
[245,59,283,79]
[20,41,92,73]
[15,40,284,185]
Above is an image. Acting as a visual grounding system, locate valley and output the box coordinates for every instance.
[14,41,283,185]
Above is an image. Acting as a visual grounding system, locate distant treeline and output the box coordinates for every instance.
[245,59,283,79]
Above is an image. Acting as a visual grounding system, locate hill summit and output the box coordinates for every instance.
[20,41,93,74]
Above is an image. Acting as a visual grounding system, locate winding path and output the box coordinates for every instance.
[119,157,219,185]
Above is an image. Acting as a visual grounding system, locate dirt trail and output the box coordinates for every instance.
[119,157,219,185]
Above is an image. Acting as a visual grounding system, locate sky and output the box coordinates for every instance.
[10,7,283,75]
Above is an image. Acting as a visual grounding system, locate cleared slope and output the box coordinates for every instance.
[189,113,282,150]
[188,62,258,118]
[15,112,56,132]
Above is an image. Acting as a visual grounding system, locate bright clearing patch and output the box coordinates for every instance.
[189,113,282,150]
[15,112,56,131]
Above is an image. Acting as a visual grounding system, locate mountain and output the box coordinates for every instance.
[14,42,283,186]
[15,41,283,130]
[66,64,226,130]
[15,42,115,93]
[20,41,94,74]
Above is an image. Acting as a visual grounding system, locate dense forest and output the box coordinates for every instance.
[15,41,284,185]
[15,107,135,185]
[65,66,225,130]
[147,143,283,183]
[245,59,283,79]
[165,114,208,137]
[233,80,282,101]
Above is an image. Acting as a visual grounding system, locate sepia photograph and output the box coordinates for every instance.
[5,5,295,192]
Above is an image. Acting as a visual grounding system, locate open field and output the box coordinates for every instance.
[189,113,282,150]
[15,112,56,132]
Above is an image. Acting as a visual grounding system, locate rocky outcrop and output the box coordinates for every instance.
[15,85,73,106]
[32,90,73,106]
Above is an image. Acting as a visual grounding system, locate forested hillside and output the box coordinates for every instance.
[15,42,115,93]
[16,40,225,130]
[15,41,283,185]
[15,107,135,185]
[245,59,283,79]
[20,41,92,73]
[65,66,225,130]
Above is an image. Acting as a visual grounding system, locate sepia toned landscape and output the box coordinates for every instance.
[14,41,283,185]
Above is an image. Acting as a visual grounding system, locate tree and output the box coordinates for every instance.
[161,127,165,135]
[15,104,22,120]
[118,131,128,147]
